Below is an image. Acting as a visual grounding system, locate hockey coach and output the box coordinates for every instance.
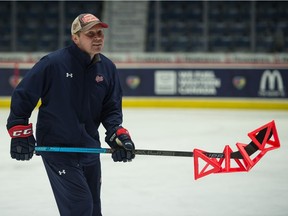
[7,13,135,216]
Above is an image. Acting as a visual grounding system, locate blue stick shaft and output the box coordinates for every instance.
[35,146,112,154]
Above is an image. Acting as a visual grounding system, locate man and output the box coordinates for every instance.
[7,13,135,216]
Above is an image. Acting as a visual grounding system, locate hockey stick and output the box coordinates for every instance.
[35,127,268,159]
[35,121,280,180]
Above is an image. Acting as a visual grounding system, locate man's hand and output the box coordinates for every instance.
[7,123,36,161]
[105,126,135,162]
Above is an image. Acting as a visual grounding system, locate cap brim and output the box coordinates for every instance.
[81,21,108,32]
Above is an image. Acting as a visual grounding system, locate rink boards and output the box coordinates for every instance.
[0,62,287,109]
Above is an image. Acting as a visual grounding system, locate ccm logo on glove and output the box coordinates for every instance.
[8,123,33,138]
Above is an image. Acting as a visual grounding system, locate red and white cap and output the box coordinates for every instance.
[71,13,108,35]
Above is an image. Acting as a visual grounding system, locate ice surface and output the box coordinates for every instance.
[0,108,287,216]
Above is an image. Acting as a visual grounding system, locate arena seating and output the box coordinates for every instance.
[0,1,287,52]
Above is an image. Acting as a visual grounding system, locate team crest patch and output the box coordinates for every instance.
[95,75,104,83]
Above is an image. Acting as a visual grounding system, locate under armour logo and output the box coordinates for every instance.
[58,170,66,175]
[66,73,73,78]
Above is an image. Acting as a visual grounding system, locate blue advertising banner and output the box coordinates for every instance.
[0,68,28,96]
[119,68,287,98]
[1,66,287,98]
[0,69,18,96]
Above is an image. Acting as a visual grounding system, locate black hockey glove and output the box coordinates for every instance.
[7,123,36,161]
[105,126,135,162]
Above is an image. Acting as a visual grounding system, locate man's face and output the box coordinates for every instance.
[72,24,105,58]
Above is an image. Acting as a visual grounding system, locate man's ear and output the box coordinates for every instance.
[71,34,79,43]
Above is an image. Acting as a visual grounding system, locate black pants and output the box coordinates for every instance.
[42,157,102,216]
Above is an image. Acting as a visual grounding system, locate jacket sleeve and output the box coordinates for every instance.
[100,62,123,133]
[7,57,51,127]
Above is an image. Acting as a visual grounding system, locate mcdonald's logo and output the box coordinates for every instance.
[258,70,285,97]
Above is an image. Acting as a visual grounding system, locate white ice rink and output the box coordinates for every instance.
[0,108,287,216]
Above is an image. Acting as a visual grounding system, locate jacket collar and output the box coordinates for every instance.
[69,43,101,67]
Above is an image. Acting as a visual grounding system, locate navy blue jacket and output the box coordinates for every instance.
[7,43,123,164]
